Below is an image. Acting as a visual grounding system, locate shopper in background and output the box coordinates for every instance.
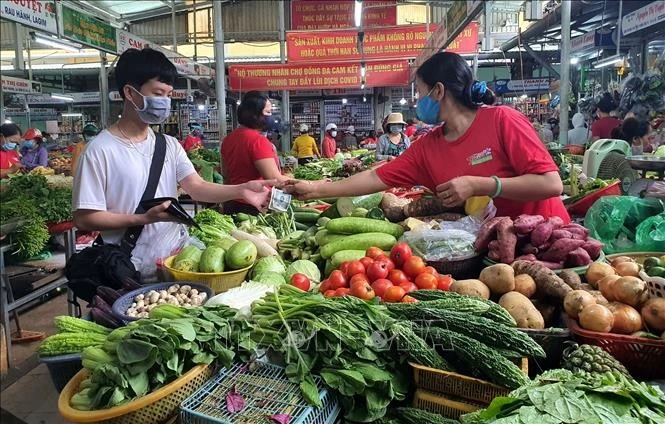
[411,117,432,142]
[183,123,204,152]
[71,123,98,176]
[321,123,338,158]
[72,48,273,278]
[404,118,417,138]
[221,90,285,215]
[567,113,590,146]
[376,112,411,161]
[613,117,653,154]
[292,124,320,165]
[360,130,378,149]
[342,125,358,150]
[0,123,22,178]
[284,52,568,222]
[20,128,48,171]
[591,92,621,141]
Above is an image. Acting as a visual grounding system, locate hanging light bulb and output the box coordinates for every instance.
[399,97,407,105]
[342,98,348,104]
[354,0,362,27]
[360,62,366,78]
[363,96,367,102]
[236,99,241,105]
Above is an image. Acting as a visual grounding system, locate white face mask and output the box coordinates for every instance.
[330,131,337,137]
[128,86,172,124]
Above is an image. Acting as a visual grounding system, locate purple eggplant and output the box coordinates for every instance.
[96,286,121,305]
[121,277,142,291]
[91,295,114,315]
[91,307,122,328]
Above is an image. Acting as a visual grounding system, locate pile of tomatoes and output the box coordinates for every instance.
[318,242,454,303]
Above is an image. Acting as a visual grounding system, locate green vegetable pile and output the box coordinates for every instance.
[0,198,50,258]
[1,174,73,223]
[461,369,665,424]
[187,148,222,183]
[190,209,236,246]
[293,159,342,181]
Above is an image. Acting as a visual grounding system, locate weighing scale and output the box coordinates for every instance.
[625,155,665,197]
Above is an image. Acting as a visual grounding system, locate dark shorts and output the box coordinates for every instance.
[298,157,314,165]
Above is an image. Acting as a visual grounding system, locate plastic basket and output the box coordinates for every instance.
[162,256,251,294]
[180,362,340,424]
[111,282,215,322]
[58,364,213,424]
[39,353,82,392]
[520,327,571,375]
[606,252,665,299]
[427,253,483,280]
[412,389,484,420]
[410,358,528,405]
[567,317,665,380]
[566,181,621,216]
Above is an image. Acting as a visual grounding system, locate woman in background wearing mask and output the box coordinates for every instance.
[20,128,48,171]
[284,52,568,222]
[0,123,23,178]
[321,123,338,158]
[221,91,286,215]
[183,123,204,152]
[375,113,411,161]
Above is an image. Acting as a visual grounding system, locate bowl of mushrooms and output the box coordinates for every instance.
[111,282,215,321]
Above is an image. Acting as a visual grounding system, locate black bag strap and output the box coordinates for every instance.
[120,132,167,253]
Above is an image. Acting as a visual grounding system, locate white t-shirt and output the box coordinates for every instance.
[72,128,196,277]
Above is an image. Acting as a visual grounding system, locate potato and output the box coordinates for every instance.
[451,279,490,300]
[641,298,665,332]
[479,264,515,295]
[564,290,596,319]
[514,274,537,298]
[499,291,545,329]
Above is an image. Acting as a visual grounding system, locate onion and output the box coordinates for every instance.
[610,256,635,268]
[612,276,649,307]
[585,262,615,288]
[579,303,614,332]
[641,298,665,332]
[564,290,596,319]
[597,275,621,301]
[614,261,641,277]
[607,302,643,334]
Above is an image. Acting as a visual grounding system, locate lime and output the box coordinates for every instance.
[643,257,663,271]
[647,266,665,278]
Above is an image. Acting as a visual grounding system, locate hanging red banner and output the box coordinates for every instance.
[287,24,437,62]
[228,60,409,91]
[446,21,479,54]
[290,0,397,30]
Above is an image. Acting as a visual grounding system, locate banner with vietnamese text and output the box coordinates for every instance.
[291,0,396,30]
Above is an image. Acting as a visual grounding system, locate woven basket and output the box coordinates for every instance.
[162,256,250,294]
[606,252,665,299]
[58,364,213,423]
[413,389,485,420]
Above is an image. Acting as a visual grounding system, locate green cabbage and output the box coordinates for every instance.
[285,260,321,283]
[251,256,286,278]
[252,272,287,286]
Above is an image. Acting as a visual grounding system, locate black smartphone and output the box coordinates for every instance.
[139,197,200,229]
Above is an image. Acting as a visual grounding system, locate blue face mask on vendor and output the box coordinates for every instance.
[23,140,35,149]
[416,86,441,125]
[2,142,17,151]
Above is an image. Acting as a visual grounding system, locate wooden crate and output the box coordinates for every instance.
[413,389,485,420]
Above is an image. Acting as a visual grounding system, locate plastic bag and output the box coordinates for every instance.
[132,223,193,281]
[400,216,482,261]
[584,196,665,253]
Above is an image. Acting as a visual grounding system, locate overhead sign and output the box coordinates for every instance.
[287,24,435,62]
[109,89,190,102]
[228,60,409,91]
[622,1,665,36]
[494,78,552,95]
[61,5,117,54]
[571,32,595,53]
[0,0,58,34]
[1,76,41,94]
[290,0,396,30]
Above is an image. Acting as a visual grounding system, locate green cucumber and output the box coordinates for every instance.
[315,230,345,246]
[351,207,369,217]
[295,222,312,231]
[326,217,404,238]
[331,250,366,268]
[320,232,396,259]
[336,192,383,217]
[294,211,321,223]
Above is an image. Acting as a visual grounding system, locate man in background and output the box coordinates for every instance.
[292,124,320,165]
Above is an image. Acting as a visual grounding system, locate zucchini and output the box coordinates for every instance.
[294,211,321,224]
[351,207,369,217]
[316,217,331,227]
[331,250,366,268]
[295,222,312,231]
[320,232,396,259]
[326,217,404,238]
[315,230,345,246]
[336,192,383,217]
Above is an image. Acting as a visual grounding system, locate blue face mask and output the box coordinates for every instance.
[129,86,172,124]
[2,142,17,151]
[416,87,441,125]
[23,140,35,149]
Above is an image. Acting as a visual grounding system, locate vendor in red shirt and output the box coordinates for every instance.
[182,123,204,152]
[0,123,23,179]
[591,92,621,141]
[283,52,568,223]
[321,123,338,158]
[404,119,417,138]
[221,91,287,215]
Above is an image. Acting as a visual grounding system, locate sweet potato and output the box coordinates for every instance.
[540,238,586,263]
[531,221,554,248]
[559,269,584,290]
[516,254,537,262]
[513,260,572,299]
[548,216,564,230]
[513,215,545,235]
[475,217,508,251]
[563,223,589,235]
[496,218,518,264]
[551,229,574,241]
[521,243,539,255]
[566,247,592,267]
[582,238,603,259]
[488,249,501,261]
[535,260,564,270]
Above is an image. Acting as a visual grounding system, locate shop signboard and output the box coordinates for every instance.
[290,0,396,30]
[413,21,479,72]
[622,1,665,36]
[571,32,595,53]
[494,78,551,95]
[1,76,41,94]
[26,93,65,104]
[61,5,117,54]
[0,0,58,34]
[6,107,57,119]
[109,89,190,102]
[228,60,410,91]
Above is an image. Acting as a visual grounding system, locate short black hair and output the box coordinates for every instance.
[619,117,650,142]
[597,92,616,113]
[237,91,270,130]
[114,48,178,100]
[0,123,21,138]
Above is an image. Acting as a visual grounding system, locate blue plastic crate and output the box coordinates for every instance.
[180,362,340,424]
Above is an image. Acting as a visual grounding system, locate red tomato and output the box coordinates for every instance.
[437,275,454,291]
[323,290,336,297]
[366,261,390,282]
[415,273,438,290]
[350,280,376,300]
[339,262,351,277]
[334,287,350,297]
[371,278,393,298]
[422,266,439,277]
[399,282,419,293]
[388,269,410,286]
[390,242,413,267]
[359,256,374,270]
[403,256,426,278]
[350,273,370,286]
[383,286,406,303]
[365,247,384,260]
[319,280,331,294]
[346,260,366,278]
[328,270,347,289]
[402,295,418,303]
[375,255,396,272]
[290,273,311,291]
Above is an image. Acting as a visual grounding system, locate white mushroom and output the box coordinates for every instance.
[149,292,160,304]
[159,290,168,300]
[131,302,137,308]
[158,298,166,304]
[136,300,145,309]
[190,289,199,296]
[167,285,179,294]
[179,285,192,294]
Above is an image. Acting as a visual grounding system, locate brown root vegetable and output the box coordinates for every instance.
[496,218,518,264]
[579,303,614,332]
[512,260,572,299]
[607,302,643,334]
[580,283,594,291]
[513,215,545,235]
[474,217,508,251]
[404,196,455,219]
[612,276,649,308]
[551,229,574,240]
[479,264,515,295]
[564,290,597,319]
[581,239,604,259]
[560,270,584,290]
[614,261,641,277]
[548,216,564,230]
[540,238,586,263]
[521,243,539,255]
[566,247,592,267]
[515,254,537,262]
[641,298,665,332]
[381,192,410,222]
[535,260,564,270]
[585,262,616,288]
[498,292,545,329]
[514,274,537,298]
[450,279,491,300]
[610,255,636,268]
[598,275,622,301]
[587,290,609,306]
[531,221,554,248]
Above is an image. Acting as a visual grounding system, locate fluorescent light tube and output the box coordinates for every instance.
[594,54,624,69]
[33,34,81,52]
[354,1,362,27]
[61,113,83,117]
[51,94,74,101]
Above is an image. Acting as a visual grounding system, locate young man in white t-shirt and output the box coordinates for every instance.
[72,48,273,278]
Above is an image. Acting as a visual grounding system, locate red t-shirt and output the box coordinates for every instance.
[375,106,570,222]
[591,117,621,139]
[220,127,279,185]
[183,134,202,152]
[322,136,336,158]
[0,150,19,170]
[405,125,417,138]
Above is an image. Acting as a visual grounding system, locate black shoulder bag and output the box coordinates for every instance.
[66,133,167,303]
